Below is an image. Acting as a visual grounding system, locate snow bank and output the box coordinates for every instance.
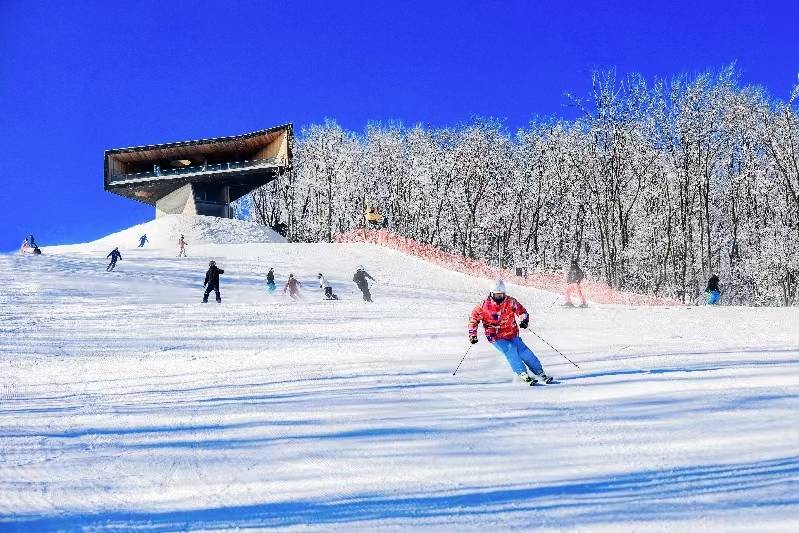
[45,215,286,253]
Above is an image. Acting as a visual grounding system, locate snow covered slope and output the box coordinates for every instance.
[47,214,287,254]
[2,217,798,531]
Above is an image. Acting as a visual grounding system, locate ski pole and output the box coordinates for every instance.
[452,344,474,376]
[529,329,580,368]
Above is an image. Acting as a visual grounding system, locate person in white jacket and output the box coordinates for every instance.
[318,273,339,300]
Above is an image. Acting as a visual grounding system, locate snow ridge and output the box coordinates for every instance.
[45,214,286,254]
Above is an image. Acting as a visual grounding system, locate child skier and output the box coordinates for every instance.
[266,268,277,293]
[203,260,224,303]
[706,274,721,305]
[178,235,187,257]
[106,247,122,271]
[138,234,149,248]
[318,273,339,300]
[564,259,587,307]
[284,274,302,300]
[468,279,552,385]
[353,265,375,302]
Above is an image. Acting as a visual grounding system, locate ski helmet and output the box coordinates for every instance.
[318,273,323,277]
[209,260,216,267]
[492,279,506,293]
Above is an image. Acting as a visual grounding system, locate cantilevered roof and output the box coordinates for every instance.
[104,124,293,206]
[105,124,293,164]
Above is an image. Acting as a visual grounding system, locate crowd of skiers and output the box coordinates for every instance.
[101,232,377,304]
[200,264,372,304]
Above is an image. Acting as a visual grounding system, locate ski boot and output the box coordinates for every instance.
[534,372,554,384]
[517,372,538,386]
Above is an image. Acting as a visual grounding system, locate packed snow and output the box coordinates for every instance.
[1,216,798,531]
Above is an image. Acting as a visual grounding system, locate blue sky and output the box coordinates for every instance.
[1,0,797,250]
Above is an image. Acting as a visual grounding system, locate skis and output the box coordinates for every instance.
[518,373,555,386]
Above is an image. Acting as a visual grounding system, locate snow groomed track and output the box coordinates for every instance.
[1,215,798,531]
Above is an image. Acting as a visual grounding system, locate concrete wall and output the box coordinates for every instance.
[156,183,231,218]
[155,184,195,218]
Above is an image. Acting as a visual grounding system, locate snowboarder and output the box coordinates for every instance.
[178,235,188,257]
[266,268,277,293]
[564,259,586,307]
[468,279,552,385]
[203,260,224,303]
[318,273,339,300]
[138,234,149,248]
[706,274,721,305]
[283,274,302,300]
[106,247,122,271]
[353,265,375,302]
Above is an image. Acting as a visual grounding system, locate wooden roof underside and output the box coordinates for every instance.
[108,129,285,164]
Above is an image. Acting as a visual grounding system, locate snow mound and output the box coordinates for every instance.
[46,215,286,253]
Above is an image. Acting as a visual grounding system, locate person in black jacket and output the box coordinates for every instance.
[353,265,375,302]
[564,259,586,307]
[106,247,122,271]
[706,274,721,305]
[266,267,276,293]
[203,260,225,303]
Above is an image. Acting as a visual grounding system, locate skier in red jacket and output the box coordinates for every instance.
[468,279,552,385]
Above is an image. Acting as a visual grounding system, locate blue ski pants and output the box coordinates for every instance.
[706,290,721,305]
[491,336,544,375]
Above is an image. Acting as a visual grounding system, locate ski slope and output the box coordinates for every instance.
[2,216,798,531]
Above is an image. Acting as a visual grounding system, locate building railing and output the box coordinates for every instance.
[109,157,281,184]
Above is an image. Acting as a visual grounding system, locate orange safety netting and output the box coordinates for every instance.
[333,229,683,307]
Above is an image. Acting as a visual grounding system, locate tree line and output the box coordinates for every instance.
[242,66,799,306]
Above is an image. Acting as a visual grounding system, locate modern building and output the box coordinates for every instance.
[104,124,293,218]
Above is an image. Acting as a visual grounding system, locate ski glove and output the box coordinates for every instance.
[519,317,529,329]
[469,335,478,344]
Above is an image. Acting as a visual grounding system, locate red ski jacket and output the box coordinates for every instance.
[468,296,529,342]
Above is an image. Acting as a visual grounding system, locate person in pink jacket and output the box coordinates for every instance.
[284,274,303,300]
[178,235,188,257]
